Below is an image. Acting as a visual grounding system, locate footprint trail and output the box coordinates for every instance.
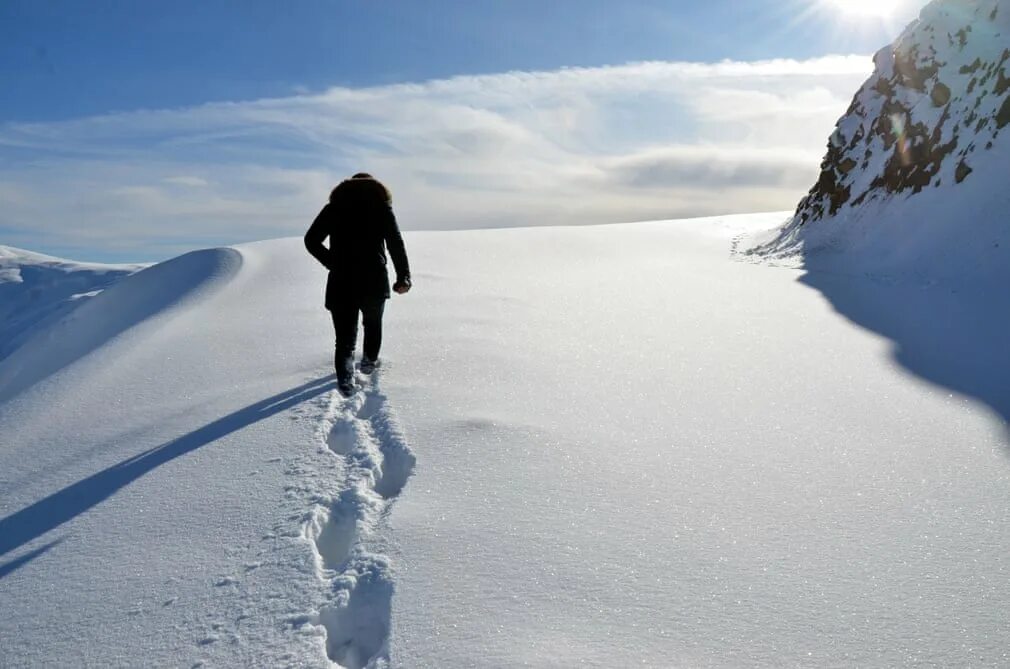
[302,373,416,668]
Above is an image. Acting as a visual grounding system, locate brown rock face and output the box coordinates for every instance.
[931,82,952,106]
[956,158,974,182]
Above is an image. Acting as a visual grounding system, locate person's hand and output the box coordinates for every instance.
[393,277,412,294]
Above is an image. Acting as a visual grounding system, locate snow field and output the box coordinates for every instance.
[382,216,1010,667]
[2,213,1008,667]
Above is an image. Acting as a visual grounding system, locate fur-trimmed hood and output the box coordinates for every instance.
[329,175,391,205]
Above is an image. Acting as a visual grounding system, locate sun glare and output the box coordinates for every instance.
[823,0,901,18]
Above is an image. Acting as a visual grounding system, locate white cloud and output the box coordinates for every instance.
[0,55,873,259]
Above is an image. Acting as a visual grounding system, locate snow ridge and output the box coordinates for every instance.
[0,247,240,403]
[304,374,416,669]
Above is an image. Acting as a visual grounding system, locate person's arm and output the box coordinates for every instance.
[304,204,334,270]
[382,204,412,292]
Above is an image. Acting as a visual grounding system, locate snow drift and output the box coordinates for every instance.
[760,0,1010,282]
[0,246,142,362]
[0,247,240,404]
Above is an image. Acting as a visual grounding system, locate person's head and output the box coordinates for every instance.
[330,172,392,204]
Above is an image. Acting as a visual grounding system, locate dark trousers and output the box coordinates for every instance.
[330,299,385,380]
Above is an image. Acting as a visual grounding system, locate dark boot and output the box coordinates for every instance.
[335,352,355,397]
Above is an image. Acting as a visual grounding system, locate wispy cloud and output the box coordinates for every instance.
[0,55,872,261]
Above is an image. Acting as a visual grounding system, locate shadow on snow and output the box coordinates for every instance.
[800,266,1010,433]
[0,539,63,579]
[0,375,335,576]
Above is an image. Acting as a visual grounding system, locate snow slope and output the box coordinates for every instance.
[762,0,1010,282]
[2,214,1008,667]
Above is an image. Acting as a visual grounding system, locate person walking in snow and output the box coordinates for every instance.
[305,173,411,396]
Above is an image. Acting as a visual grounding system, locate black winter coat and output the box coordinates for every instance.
[304,177,410,309]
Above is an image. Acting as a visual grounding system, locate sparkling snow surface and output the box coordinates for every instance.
[1,214,1008,667]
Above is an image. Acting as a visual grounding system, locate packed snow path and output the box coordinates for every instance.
[1,213,1008,667]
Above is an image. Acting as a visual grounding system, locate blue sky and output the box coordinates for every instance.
[2,0,926,261]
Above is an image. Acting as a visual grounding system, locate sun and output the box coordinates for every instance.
[822,0,903,18]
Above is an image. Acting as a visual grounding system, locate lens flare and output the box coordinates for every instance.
[890,112,912,166]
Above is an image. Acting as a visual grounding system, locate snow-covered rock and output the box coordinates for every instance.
[762,0,1010,281]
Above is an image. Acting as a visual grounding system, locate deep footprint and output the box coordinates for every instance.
[360,390,416,500]
[327,420,357,455]
[357,394,383,420]
[373,441,415,500]
[317,559,393,669]
[311,500,357,571]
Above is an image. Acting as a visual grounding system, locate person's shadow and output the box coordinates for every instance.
[0,375,335,576]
